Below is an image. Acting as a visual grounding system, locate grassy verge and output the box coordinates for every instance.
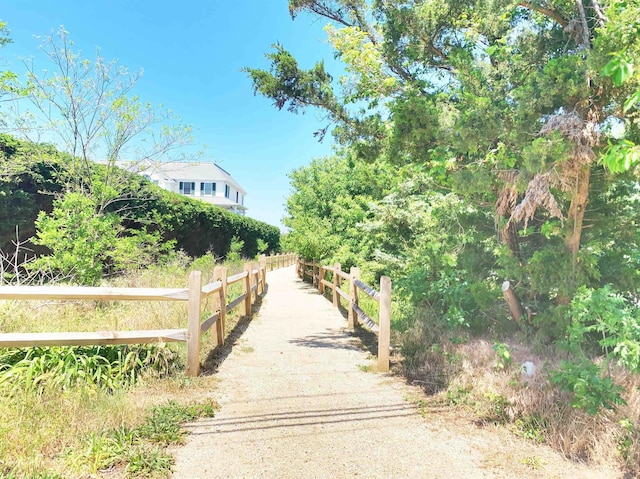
[0,387,218,478]
[0,253,260,478]
[401,318,640,475]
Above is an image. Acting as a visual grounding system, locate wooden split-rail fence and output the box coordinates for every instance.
[296,258,392,372]
[0,253,297,377]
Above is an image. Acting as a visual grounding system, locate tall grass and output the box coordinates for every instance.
[0,252,250,477]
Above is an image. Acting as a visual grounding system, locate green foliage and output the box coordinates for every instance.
[0,473,62,479]
[492,342,512,371]
[546,285,640,415]
[29,192,172,285]
[550,359,626,415]
[255,238,269,258]
[479,392,512,424]
[248,0,640,345]
[138,400,218,446]
[617,418,638,462]
[131,182,281,260]
[0,344,180,393]
[0,134,280,282]
[0,135,65,255]
[513,415,547,444]
[244,43,349,135]
[567,286,640,373]
[226,236,244,262]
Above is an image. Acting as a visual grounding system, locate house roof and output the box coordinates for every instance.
[149,161,246,195]
[116,160,247,195]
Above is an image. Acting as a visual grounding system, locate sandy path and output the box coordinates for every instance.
[171,266,619,479]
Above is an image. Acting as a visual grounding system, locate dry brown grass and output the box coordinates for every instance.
[403,332,640,476]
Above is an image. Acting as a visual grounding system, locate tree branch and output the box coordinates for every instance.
[518,1,569,28]
[575,0,591,48]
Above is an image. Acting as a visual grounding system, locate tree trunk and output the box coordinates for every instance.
[501,221,522,263]
[502,280,524,324]
[565,165,591,263]
[558,164,591,304]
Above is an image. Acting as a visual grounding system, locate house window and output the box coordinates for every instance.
[236,191,239,203]
[241,195,244,206]
[200,182,216,196]
[179,181,195,195]
[225,185,230,198]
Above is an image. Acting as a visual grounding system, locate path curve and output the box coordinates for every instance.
[172,266,618,479]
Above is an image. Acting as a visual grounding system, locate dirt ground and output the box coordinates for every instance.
[171,266,620,479]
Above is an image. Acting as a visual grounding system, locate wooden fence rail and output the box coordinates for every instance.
[296,257,392,372]
[0,252,297,377]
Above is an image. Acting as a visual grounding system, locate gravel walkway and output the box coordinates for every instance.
[171,266,619,479]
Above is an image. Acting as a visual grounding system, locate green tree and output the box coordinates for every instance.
[248,0,640,333]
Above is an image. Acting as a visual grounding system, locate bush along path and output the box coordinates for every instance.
[171,266,619,479]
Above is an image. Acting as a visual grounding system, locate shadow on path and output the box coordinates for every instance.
[184,403,415,436]
[296,277,382,359]
[200,289,267,375]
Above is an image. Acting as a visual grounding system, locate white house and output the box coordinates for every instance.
[133,161,248,215]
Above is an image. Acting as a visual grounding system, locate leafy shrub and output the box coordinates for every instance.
[29,192,173,285]
[226,236,244,262]
[567,285,640,372]
[127,184,281,260]
[550,359,626,415]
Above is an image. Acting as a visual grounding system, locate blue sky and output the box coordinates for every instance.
[1,1,341,229]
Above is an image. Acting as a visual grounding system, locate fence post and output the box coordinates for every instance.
[253,263,259,300]
[378,275,392,372]
[312,259,318,287]
[186,270,202,377]
[318,265,325,294]
[269,254,274,271]
[259,254,266,295]
[243,262,252,316]
[348,267,360,330]
[332,263,341,308]
[215,266,228,346]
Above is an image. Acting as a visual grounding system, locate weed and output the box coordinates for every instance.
[126,445,174,477]
[520,456,546,469]
[492,342,512,371]
[550,359,626,415]
[446,386,471,406]
[357,363,376,373]
[0,473,63,479]
[513,415,547,443]
[478,392,511,424]
[67,399,218,476]
[138,400,218,446]
[617,418,637,462]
